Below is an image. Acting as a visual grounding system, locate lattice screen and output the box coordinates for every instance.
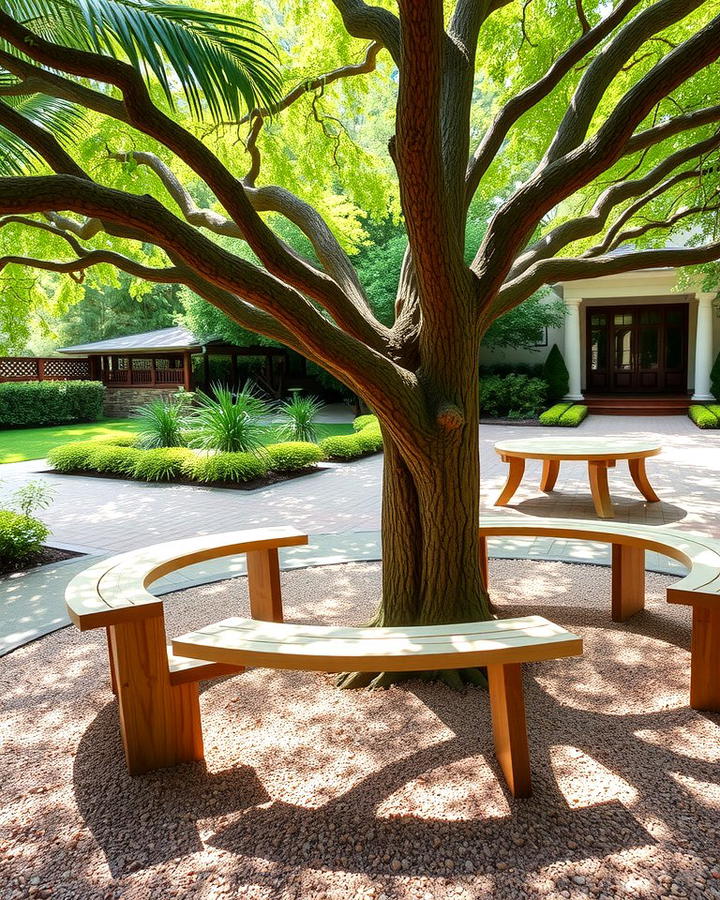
[0,358,39,379]
[43,359,91,379]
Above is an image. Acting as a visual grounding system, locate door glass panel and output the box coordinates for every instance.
[614,328,632,369]
[614,313,633,325]
[590,328,607,371]
[666,326,682,369]
[638,326,659,369]
[640,309,660,324]
[667,308,682,325]
[591,314,606,327]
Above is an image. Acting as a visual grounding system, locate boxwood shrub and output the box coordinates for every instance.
[0,510,49,567]
[0,380,104,427]
[46,440,103,472]
[131,447,196,481]
[539,402,588,427]
[264,442,324,472]
[320,416,383,460]
[86,444,142,475]
[183,451,269,483]
[479,374,548,418]
[689,405,720,428]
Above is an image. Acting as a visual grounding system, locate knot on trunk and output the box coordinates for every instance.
[436,402,464,430]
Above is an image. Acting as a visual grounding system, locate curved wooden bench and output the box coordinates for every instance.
[65,527,308,775]
[172,615,582,797]
[477,516,720,711]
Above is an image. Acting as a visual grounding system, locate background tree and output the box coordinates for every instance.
[1,1,720,686]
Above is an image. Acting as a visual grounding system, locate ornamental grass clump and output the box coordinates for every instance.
[134,398,187,448]
[275,394,325,443]
[264,442,323,472]
[189,383,268,453]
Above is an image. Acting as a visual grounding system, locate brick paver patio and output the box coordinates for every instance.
[1,414,718,654]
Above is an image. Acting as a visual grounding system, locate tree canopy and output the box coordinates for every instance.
[1,0,720,633]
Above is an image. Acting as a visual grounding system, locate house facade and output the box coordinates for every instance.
[481,264,718,412]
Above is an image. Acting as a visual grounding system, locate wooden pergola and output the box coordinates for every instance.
[57,326,289,396]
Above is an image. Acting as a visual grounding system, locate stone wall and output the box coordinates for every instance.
[103,387,179,418]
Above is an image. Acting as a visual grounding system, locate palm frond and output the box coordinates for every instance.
[0,0,283,121]
[0,94,86,175]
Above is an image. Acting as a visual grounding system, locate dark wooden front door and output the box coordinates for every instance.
[586,304,688,393]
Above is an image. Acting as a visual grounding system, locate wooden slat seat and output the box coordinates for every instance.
[477,516,720,711]
[172,614,582,797]
[64,527,308,775]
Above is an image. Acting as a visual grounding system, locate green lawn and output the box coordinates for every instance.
[0,419,354,464]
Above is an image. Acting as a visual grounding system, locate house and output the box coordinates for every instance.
[56,327,290,416]
[483,259,717,414]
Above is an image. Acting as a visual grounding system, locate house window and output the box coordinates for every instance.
[531,326,548,348]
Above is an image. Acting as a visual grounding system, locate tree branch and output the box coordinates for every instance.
[330,1,400,66]
[465,0,643,204]
[0,11,388,355]
[497,242,720,314]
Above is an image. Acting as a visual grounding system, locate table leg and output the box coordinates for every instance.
[588,460,614,518]
[539,458,560,493]
[495,456,526,507]
[628,457,660,503]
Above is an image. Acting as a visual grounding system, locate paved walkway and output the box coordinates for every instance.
[2,414,719,653]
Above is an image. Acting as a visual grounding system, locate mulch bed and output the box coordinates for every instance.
[42,467,324,492]
[0,545,81,578]
[2,560,719,899]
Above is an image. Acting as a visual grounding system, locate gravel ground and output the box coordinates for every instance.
[2,560,719,900]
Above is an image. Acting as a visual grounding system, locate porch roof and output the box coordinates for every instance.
[57,326,212,355]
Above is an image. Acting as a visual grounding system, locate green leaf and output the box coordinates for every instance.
[0,0,283,120]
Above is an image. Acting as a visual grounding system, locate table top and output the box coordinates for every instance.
[494,437,662,461]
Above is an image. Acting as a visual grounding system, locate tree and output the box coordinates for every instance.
[1,1,720,686]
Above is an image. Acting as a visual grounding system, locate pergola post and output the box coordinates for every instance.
[183,351,192,391]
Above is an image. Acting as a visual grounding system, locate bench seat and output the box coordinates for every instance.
[65,526,309,775]
[172,614,581,671]
[172,614,582,797]
[477,516,720,710]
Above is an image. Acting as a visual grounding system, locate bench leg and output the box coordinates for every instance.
[487,662,531,798]
[540,459,560,493]
[106,627,118,695]
[479,535,489,589]
[109,616,204,775]
[611,544,645,622]
[690,606,720,712]
[588,460,614,518]
[247,547,284,622]
[495,456,525,507]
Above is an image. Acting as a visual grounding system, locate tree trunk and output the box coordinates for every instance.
[376,422,492,627]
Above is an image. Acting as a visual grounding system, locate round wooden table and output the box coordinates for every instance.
[493,438,662,519]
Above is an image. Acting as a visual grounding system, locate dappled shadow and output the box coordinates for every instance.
[72,700,270,877]
[512,494,687,524]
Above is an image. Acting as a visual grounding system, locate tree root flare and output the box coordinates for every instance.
[335,667,488,690]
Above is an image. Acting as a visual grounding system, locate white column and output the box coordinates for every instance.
[563,297,584,401]
[692,292,716,401]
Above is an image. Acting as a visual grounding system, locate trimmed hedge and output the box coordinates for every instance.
[320,416,383,460]
[539,402,588,427]
[46,440,102,472]
[183,451,269,483]
[87,444,142,475]
[264,442,324,472]
[352,414,376,432]
[0,380,104,427]
[0,510,49,566]
[479,374,548,418]
[689,405,720,428]
[131,447,196,481]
